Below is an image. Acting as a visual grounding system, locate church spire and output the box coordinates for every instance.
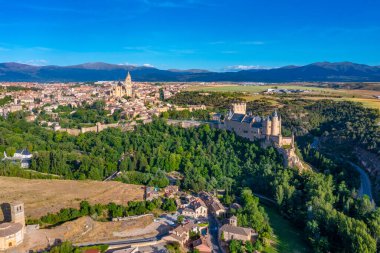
[125,71,132,85]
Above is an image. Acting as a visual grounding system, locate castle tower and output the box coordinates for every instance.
[229,216,238,227]
[262,116,272,136]
[10,202,25,229]
[231,103,246,114]
[271,110,280,136]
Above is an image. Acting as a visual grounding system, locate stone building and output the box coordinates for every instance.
[0,202,25,251]
[219,216,257,242]
[110,72,133,98]
[219,103,294,148]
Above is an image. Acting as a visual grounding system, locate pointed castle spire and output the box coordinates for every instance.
[273,109,278,118]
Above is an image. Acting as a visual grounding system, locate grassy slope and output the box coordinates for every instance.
[263,205,310,253]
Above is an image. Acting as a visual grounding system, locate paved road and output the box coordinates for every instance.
[310,137,373,202]
[104,171,121,181]
[348,162,373,201]
[208,215,223,253]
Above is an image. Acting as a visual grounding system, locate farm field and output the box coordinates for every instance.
[0,176,144,219]
[187,84,380,110]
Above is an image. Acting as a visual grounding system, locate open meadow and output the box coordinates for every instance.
[0,176,144,219]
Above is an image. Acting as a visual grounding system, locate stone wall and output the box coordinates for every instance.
[57,122,120,136]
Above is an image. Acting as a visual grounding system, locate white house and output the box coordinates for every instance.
[3,149,33,168]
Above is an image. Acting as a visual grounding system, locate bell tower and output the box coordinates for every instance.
[11,202,25,230]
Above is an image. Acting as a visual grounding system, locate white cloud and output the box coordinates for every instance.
[239,41,265,45]
[118,62,154,68]
[18,59,48,66]
[223,65,272,71]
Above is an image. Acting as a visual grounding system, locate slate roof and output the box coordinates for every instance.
[251,122,262,128]
[15,148,31,156]
[230,113,245,122]
[242,116,254,123]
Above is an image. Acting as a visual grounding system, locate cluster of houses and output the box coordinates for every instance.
[155,188,259,253]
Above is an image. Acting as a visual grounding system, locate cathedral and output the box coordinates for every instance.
[219,103,294,148]
[110,72,133,98]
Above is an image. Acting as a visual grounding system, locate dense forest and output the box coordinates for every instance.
[1,101,380,252]
[279,100,380,155]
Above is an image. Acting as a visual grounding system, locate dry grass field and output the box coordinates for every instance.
[0,176,144,219]
[187,84,380,110]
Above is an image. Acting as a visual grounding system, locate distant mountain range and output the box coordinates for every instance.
[1,61,380,82]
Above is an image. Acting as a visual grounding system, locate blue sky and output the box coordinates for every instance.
[0,0,379,71]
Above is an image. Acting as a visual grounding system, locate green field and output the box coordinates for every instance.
[263,205,310,253]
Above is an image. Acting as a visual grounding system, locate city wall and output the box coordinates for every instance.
[57,122,120,136]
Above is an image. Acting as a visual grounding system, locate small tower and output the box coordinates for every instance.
[10,202,25,230]
[231,103,246,114]
[229,215,238,227]
[291,133,295,149]
[271,110,280,136]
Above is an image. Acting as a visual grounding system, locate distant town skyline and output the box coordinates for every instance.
[0,0,379,71]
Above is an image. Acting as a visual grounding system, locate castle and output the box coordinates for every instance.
[219,103,294,148]
[0,202,25,251]
[215,103,305,169]
[110,72,133,98]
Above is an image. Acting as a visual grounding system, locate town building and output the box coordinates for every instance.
[199,191,226,217]
[164,221,198,246]
[0,202,25,251]
[192,235,212,253]
[181,198,208,219]
[145,186,160,201]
